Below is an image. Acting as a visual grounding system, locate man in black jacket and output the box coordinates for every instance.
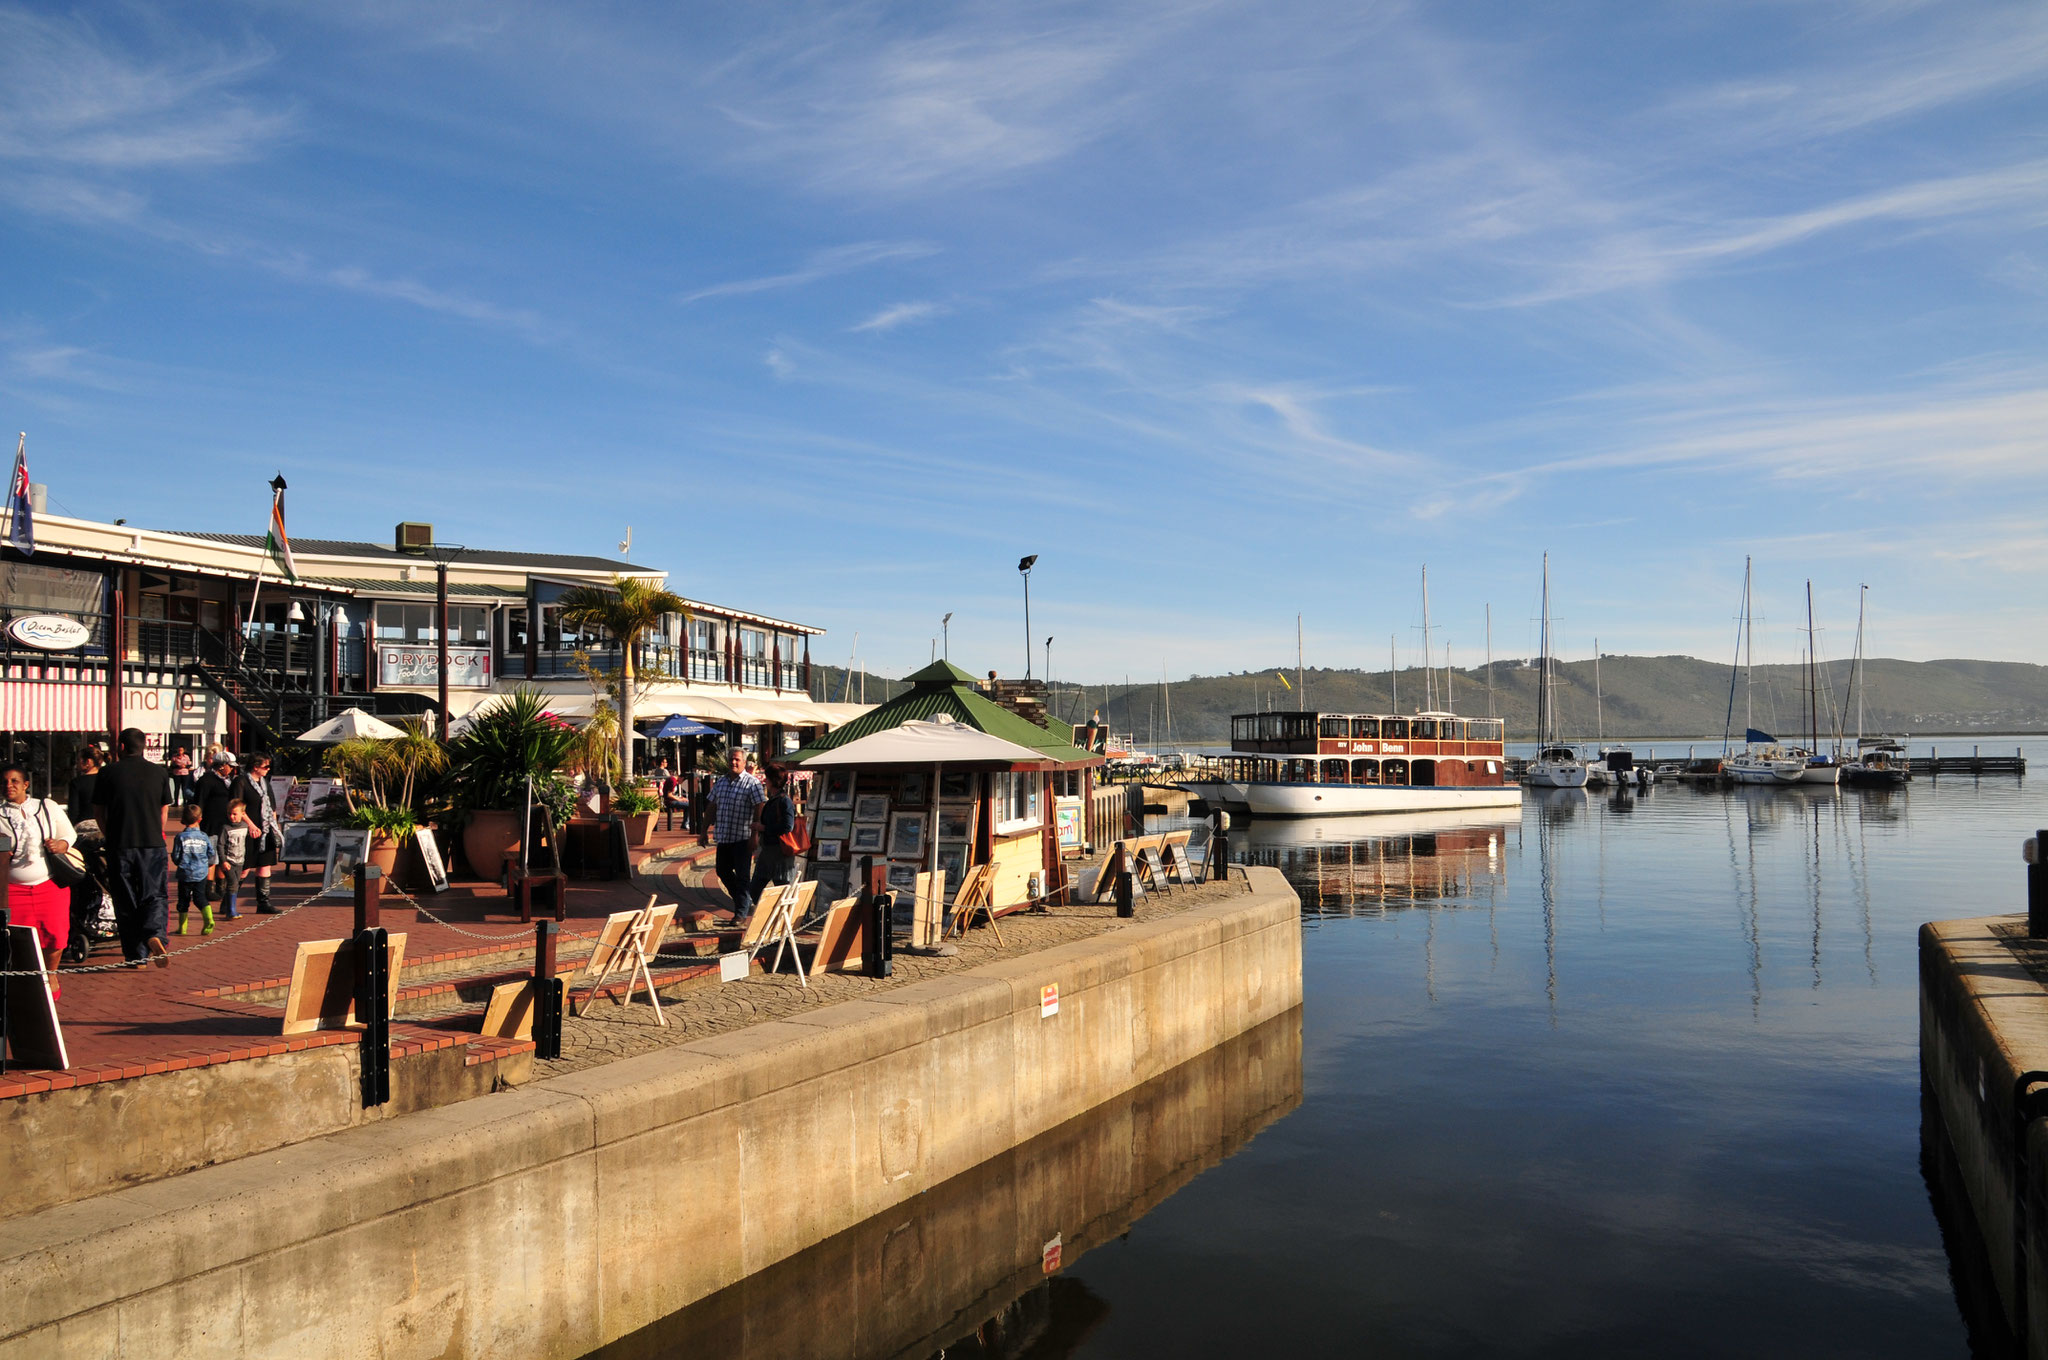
[93,728,173,966]
[61,746,105,964]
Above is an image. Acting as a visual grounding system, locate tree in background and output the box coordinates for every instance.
[556,574,690,778]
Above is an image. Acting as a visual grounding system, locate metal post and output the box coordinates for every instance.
[1211,829,1230,883]
[1115,864,1134,918]
[353,863,389,1107]
[2030,832,2047,939]
[436,559,451,741]
[861,856,891,978]
[533,920,563,1060]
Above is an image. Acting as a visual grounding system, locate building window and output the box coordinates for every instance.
[375,602,488,645]
[993,771,1041,834]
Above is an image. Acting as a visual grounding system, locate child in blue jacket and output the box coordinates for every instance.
[172,803,218,935]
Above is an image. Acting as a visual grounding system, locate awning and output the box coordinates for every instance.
[797,715,1050,768]
[642,714,722,739]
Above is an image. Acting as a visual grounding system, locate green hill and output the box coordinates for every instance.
[1039,657,2048,744]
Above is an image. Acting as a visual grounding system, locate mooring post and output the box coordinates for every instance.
[1115,864,1134,918]
[533,920,563,1060]
[861,856,892,978]
[2029,832,2047,939]
[352,864,390,1108]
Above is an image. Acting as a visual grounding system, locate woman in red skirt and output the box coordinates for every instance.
[1,764,76,1000]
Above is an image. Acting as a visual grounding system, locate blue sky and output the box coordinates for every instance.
[3,1,2045,683]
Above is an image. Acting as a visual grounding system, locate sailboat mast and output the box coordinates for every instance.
[1421,565,1434,712]
[1744,558,1754,740]
[1296,613,1304,709]
[1539,552,1553,746]
[1806,580,1818,752]
[1446,644,1454,714]
[1854,585,1867,744]
[1390,633,1397,713]
[1486,603,1495,719]
[1594,637,1603,744]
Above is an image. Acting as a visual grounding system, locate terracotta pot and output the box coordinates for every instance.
[367,832,402,880]
[621,810,656,847]
[461,809,522,882]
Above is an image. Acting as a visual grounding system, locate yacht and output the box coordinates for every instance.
[1526,554,1588,789]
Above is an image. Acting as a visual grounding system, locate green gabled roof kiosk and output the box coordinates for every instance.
[794,660,1103,916]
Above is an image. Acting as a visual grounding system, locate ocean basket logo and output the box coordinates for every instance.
[6,614,91,651]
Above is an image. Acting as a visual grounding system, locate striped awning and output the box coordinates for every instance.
[0,680,107,731]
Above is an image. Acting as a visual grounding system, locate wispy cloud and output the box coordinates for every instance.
[680,240,938,303]
[0,7,289,169]
[850,300,947,332]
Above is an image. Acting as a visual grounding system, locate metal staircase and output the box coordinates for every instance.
[184,633,315,750]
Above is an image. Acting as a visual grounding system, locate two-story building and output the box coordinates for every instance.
[1,510,862,800]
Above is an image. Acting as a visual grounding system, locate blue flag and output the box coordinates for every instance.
[6,434,31,556]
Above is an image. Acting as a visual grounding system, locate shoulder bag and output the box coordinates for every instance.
[36,800,87,888]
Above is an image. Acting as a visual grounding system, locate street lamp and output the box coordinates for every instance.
[1018,555,1038,680]
[416,543,468,740]
[1045,636,1053,694]
[942,612,953,661]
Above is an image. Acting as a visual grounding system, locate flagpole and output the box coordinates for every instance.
[5,433,22,549]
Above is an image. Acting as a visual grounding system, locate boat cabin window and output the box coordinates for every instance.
[1320,759,1349,782]
[1351,718,1378,739]
[1382,718,1409,740]
[1439,720,1463,741]
[1382,759,1409,786]
[1319,717,1349,739]
[1540,746,1575,762]
[1281,714,1315,741]
[1232,716,1256,742]
[1414,719,1437,739]
[1469,719,1503,744]
[1352,758,1379,784]
[1413,759,1437,786]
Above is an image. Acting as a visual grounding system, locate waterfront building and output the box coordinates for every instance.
[0,509,860,799]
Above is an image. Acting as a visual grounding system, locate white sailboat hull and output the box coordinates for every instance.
[1727,758,1805,785]
[1527,761,1589,789]
[1178,780,1252,810]
[1796,763,1842,786]
[1243,782,1524,818]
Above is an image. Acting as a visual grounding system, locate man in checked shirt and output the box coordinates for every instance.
[706,746,766,916]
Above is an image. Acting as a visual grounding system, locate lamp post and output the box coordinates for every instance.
[942,612,953,661]
[417,544,468,740]
[1045,636,1053,694]
[1017,556,1038,680]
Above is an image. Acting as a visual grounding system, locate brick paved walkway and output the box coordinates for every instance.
[0,826,719,1098]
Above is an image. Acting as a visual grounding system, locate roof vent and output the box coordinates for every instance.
[396,522,434,552]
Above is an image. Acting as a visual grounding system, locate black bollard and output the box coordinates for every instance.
[2031,830,2048,939]
[353,863,390,1108]
[1116,866,1134,918]
[533,920,563,1060]
[1211,830,1229,882]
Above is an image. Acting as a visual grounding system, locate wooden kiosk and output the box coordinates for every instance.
[792,661,1102,930]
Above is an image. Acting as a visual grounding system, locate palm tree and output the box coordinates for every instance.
[556,574,689,778]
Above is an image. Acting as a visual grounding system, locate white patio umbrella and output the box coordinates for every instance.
[297,706,407,743]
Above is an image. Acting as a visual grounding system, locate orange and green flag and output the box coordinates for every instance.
[265,474,298,581]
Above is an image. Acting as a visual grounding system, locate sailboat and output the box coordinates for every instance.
[1723,558,1807,786]
[1789,581,1842,786]
[1841,586,1909,788]
[1527,554,1589,789]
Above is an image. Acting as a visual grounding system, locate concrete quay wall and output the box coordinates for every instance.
[0,868,1301,1360]
[1920,913,2048,1356]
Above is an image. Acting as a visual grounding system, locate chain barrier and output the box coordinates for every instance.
[0,876,325,976]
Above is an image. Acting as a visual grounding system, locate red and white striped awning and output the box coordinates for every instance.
[0,680,107,732]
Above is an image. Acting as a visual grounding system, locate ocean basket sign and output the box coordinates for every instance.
[6,614,92,651]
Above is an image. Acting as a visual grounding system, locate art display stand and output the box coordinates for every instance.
[756,879,811,987]
[576,897,677,1022]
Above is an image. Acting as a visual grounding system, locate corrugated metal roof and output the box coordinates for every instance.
[161,532,654,575]
[305,576,527,599]
[794,664,1098,766]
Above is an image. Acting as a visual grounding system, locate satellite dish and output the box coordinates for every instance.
[619,526,632,556]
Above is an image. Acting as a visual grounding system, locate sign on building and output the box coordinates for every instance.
[377,645,491,689]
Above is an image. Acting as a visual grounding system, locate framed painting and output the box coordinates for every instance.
[853,793,890,823]
[896,771,929,807]
[415,826,450,893]
[815,809,852,839]
[281,820,332,868]
[849,822,887,855]
[321,828,372,896]
[886,862,919,894]
[936,803,973,842]
[816,839,844,862]
[819,769,855,808]
[935,842,969,896]
[811,863,850,901]
[887,812,925,860]
[938,770,972,800]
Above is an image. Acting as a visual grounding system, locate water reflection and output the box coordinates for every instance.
[587,1010,1303,1360]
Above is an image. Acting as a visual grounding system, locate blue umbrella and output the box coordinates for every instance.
[644,714,723,739]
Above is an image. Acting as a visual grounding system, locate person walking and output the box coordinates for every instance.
[63,746,105,965]
[217,800,251,920]
[165,748,197,808]
[746,765,800,910]
[1,764,76,999]
[706,746,765,917]
[193,753,239,839]
[170,804,217,935]
[93,728,173,967]
[238,753,282,913]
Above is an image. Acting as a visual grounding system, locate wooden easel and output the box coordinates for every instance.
[757,878,812,987]
[1088,843,1128,904]
[577,897,677,1022]
[947,864,1002,944]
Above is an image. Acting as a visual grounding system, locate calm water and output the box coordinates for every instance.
[604,740,2048,1359]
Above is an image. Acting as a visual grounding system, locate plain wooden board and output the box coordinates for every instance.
[911,870,943,948]
[580,906,649,982]
[811,896,865,975]
[281,932,409,1036]
[3,925,67,1070]
[480,980,536,1040]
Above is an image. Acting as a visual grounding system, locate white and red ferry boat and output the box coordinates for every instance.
[1182,710,1523,817]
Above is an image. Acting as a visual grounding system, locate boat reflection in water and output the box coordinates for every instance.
[1236,807,1518,917]
[585,1010,1302,1360]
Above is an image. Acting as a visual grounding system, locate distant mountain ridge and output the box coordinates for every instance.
[1039,656,2048,744]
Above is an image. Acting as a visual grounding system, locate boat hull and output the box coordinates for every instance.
[1727,761,1804,785]
[1528,763,1589,789]
[1242,781,1524,818]
[1796,763,1842,785]
[1177,780,1252,811]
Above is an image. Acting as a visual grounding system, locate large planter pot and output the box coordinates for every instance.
[367,832,402,880]
[621,810,656,847]
[462,809,522,882]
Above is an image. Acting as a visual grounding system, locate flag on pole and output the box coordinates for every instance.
[264,474,297,581]
[6,433,33,556]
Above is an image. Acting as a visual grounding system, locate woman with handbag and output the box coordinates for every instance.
[1,764,78,998]
[746,765,805,909]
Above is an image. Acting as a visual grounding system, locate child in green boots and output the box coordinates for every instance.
[171,804,218,935]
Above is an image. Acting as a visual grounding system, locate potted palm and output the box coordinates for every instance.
[446,688,578,880]
[612,778,661,846]
[555,574,690,781]
[324,735,411,878]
